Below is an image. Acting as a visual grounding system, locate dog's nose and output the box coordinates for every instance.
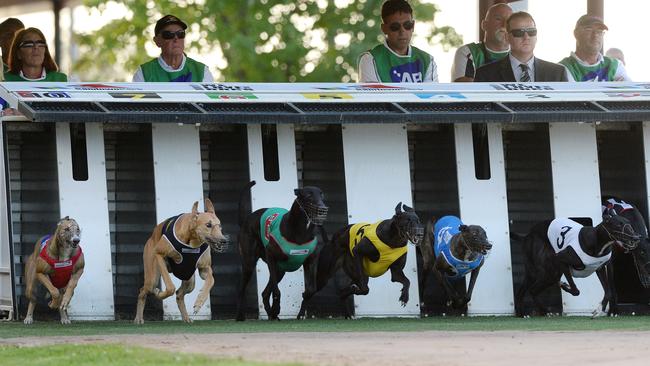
[72,237,80,245]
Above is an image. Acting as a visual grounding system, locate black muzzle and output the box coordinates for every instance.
[405,223,424,246]
[611,224,641,252]
[304,201,328,226]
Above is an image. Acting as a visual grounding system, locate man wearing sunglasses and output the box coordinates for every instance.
[358,0,437,83]
[451,3,512,82]
[474,12,568,83]
[132,15,213,82]
[559,15,630,82]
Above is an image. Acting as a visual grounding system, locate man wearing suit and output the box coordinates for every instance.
[474,12,568,82]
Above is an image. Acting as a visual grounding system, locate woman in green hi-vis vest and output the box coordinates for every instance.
[3,27,67,82]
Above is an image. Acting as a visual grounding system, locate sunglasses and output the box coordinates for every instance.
[19,40,47,49]
[388,20,415,32]
[509,28,537,37]
[160,30,186,40]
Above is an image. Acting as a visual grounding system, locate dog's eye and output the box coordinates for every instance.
[206,222,213,228]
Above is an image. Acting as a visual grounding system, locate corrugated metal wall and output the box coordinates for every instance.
[408,125,463,315]
[295,125,349,317]
[7,124,60,320]
[104,125,158,320]
[597,122,650,308]
[200,125,256,319]
[503,124,561,314]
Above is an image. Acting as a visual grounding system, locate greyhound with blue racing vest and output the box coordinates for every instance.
[133,198,229,324]
[236,181,328,321]
[297,202,423,319]
[419,216,492,312]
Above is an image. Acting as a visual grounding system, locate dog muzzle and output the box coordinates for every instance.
[406,225,424,246]
[208,237,229,253]
[304,202,328,226]
[611,227,641,252]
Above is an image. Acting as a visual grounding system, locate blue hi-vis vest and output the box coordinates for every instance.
[162,214,209,281]
[433,216,484,280]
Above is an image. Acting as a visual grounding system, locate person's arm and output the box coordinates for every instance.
[132,67,144,82]
[425,54,438,82]
[614,62,631,81]
[202,66,215,82]
[451,45,474,82]
[357,52,380,83]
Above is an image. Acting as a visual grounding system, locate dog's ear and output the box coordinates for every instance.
[402,204,413,212]
[459,225,469,232]
[395,202,403,215]
[191,201,199,215]
[204,198,215,214]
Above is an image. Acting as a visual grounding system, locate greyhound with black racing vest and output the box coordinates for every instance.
[23,216,83,325]
[419,216,492,312]
[236,181,328,321]
[513,211,640,317]
[133,199,228,324]
[597,197,650,316]
[298,202,423,319]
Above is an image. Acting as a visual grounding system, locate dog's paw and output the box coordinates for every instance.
[23,317,33,325]
[182,316,193,324]
[133,317,144,325]
[60,317,71,325]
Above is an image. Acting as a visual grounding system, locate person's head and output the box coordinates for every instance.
[506,12,537,61]
[574,14,607,57]
[153,15,187,58]
[605,47,625,65]
[380,0,414,55]
[8,27,58,74]
[0,18,24,62]
[482,3,512,46]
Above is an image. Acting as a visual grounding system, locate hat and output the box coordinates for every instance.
[575,14,608,30]
[154,15,187,35]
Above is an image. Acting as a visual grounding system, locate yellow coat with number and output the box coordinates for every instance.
[349,222,407,277]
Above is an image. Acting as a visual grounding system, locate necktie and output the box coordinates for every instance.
[519,63,531,82]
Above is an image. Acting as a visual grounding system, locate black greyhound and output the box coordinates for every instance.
[513,213,640,317]
[297,202,423,319]
[419,216,492,312]
[236,181,328,321]
[598,197,650,315]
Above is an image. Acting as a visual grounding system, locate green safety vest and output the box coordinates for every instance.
[3,70,67,82]
[367,43,432,83]
[559,55,618,82]
[139,57,206,82]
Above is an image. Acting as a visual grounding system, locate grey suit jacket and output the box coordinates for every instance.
[474,56,568,82]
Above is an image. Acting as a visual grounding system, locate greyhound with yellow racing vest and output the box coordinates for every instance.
[133,198,228,324]
[298,202,423,318]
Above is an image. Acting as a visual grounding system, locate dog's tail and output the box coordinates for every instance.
[238,180,257,226]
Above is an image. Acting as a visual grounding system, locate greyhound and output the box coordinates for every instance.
[23,216,83,325]
[513,212,640,317]
[298,202,423,319]
[133,198,228,324]
[597,197,650,316]
[420,216,492,312]
[236,181,328,321]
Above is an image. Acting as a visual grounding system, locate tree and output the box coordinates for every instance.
[74,0,462,82]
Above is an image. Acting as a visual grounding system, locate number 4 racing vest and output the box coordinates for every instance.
[38,235,83,289]
[260,208,318,272]
[547,218,611,278]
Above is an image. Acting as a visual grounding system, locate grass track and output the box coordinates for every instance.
[2,316,650,338]
[0,344,305,366]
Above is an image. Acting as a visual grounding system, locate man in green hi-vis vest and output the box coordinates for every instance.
[357,0,438,83]
[559,15,630,82]
[132,14,214,82]
[451,3,512,82]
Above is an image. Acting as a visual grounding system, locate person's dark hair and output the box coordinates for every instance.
[0,18,24,34]
[506,11,535,31]
[7,27,59,74]
[381,0,413,23]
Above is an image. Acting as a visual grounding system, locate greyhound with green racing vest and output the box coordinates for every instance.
[236,181,328,321]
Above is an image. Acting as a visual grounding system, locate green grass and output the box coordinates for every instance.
[0,344,304,366]
[2,316,650,338]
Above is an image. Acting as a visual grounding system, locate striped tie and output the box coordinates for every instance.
[519,64,531,82]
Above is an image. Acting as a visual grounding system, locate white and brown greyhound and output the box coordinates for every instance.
[23,216,84,325]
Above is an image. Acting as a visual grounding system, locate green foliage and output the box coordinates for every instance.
[0,344,304,366]
[73,0,462,82]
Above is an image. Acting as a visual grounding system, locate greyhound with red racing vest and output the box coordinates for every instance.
[23,216,83,325]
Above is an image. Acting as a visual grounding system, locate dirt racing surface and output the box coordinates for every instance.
[3,331,650,366]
